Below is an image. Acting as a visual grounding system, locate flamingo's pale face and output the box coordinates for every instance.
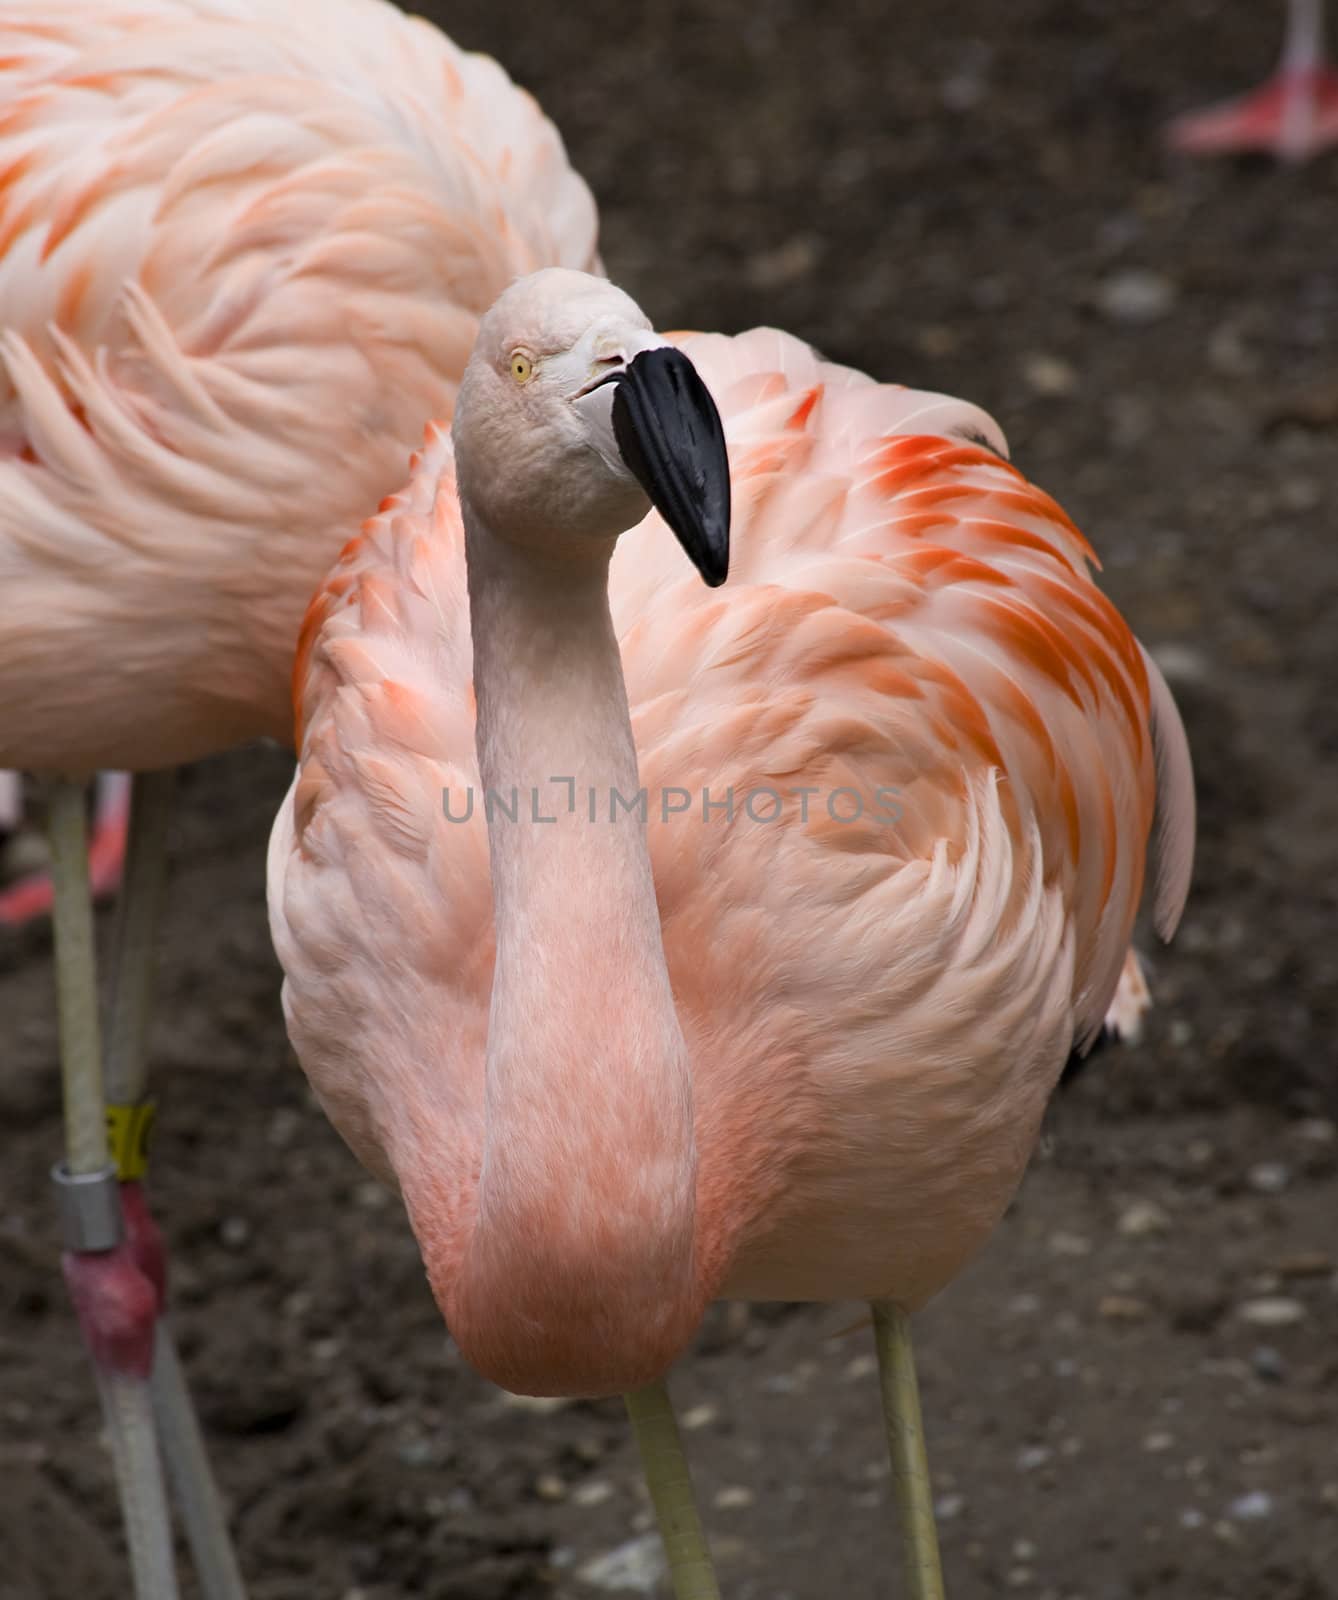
[455,268,730,583]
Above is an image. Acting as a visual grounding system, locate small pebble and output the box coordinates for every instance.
[1280,477,1321,513]
[681,1403,718,1431]
[267,1108,300,1148]
[1180,1508,1206,1529]
[1098,1294,1149,1322]
[1228,1490,1274,1522]
[1247,1162,1291,1195]
[1293,1118,1335,1144]
[1023,354,1078,396]
[935,1492,966,1520]
[1118,1200,1169,1238]
[219,1215,250,1249]
[1237,1297,1306,1328]
[1048,1231,1093,1257]
[578,1533,666,1595]
[1143,1431,1175,1453]
[916,323,960,358]
[713,1485,754,1510]
[1251,1346,1286,1383]
[354,1180,389,1210]
[1096,268,1177,325]
[574,1480,613,1508]
[844,1354,877,1381]
[1017,1445,1052,1472]
[535,1473,566,1502]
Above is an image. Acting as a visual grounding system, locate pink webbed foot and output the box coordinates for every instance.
[1167,0,1338,163]
[1166,63,1338,162]
[0,772,132,927]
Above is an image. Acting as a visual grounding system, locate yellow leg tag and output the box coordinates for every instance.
[106,1100,157,1182]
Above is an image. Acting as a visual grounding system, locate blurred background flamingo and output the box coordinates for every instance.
[0,2,595,1593]
[271,268,1194,1598]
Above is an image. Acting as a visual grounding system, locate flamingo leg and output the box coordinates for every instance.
[1165,0,1338,163]
[104,770,248,1600]
[623,1380,721,1600]
[871,1301,946,1600]
[150,1329,248,1600]
[46,778,179,1600]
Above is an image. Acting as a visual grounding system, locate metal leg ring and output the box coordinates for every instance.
[52,1161,122,1252]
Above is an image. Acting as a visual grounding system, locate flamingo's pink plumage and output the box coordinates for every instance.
[271,325,1194,1393]
[0,0,597,779]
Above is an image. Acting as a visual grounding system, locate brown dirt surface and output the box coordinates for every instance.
[3,3,1336,1597]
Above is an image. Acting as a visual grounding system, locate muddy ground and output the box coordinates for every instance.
[3,2,1337,1597]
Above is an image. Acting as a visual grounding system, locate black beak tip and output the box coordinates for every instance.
[612,346,733,590]
[698,533,729,588]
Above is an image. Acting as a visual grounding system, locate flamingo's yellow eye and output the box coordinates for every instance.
[510,352,534,384]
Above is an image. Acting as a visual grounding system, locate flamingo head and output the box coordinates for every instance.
[455,268,730,585]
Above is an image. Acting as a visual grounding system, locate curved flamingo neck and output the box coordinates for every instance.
[436,500,705,1395]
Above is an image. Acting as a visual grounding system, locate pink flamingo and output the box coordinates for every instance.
[272,268,1196,1598]
[1166,0,1338,161]
[0,5,596,1595]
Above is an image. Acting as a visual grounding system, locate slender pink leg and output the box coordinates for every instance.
[47,778,179,1600]
[1165,0,1338,162]
[104,770,248,1600]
